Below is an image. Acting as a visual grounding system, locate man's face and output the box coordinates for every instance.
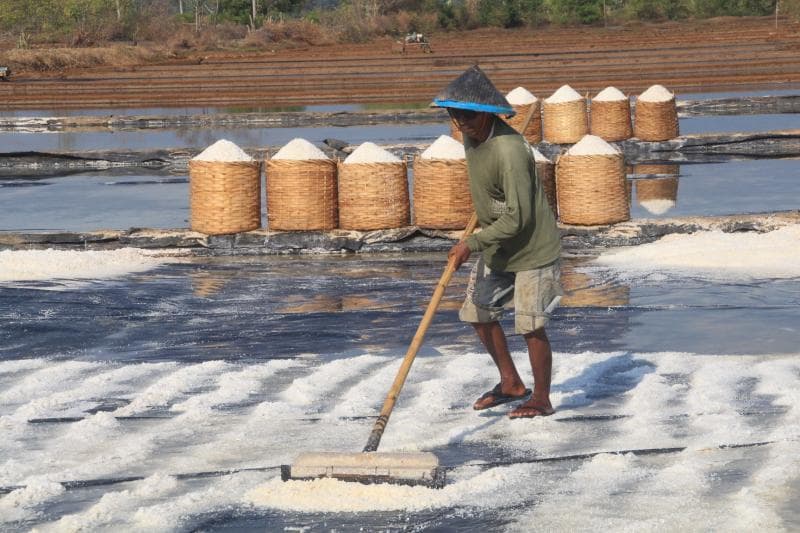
[448,108,493,141]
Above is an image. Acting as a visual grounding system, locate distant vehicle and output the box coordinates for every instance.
[0,66,10,81]
[394,32,432,54]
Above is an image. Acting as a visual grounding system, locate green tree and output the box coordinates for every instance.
[545,0,604,24]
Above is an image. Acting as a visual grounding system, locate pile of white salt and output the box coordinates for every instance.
[343,142,401,164]
[506,87,538,105]
[272,138,329,160]
[565,134,620,156]
[545,85,583,104]
[192,139,253,162]
[638,84,674,102]
[529,145,550,163]
[639,198,676,215]
[593,87,627,102]
[420,135,465,160]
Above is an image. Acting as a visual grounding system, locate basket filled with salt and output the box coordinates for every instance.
[337,142,410,230]
[189,139,262,235]
[590,86,632,142]
[505,86,542,144]
[556,134,629,226]
[531,146,558,216]
[413,135,472,229]
[543,84,588,144]
[634,84,679,141]
[266,138,337,231]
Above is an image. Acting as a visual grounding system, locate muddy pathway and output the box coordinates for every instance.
[2,17,800,110]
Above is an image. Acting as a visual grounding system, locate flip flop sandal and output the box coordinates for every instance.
[473,383,531,411]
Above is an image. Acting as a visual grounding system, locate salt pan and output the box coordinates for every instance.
[566,134,620,156]
[420,135,465,160]
[272,138,329,160]
[192,139,253,162]
[545,85,583,104]
[343,142,401,164]
[593,87,627,102]
[638,84,674,102]
[506,87,538,105]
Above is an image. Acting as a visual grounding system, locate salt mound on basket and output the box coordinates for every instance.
[565,134,620,156]
[193,139,253,162]
[272,138,330,160]
[593,86,627,102]
[639,84,674,102]
[344,142,401,164]
[545,84,583,104]
[420,135,465,160]
[506,86,538,105]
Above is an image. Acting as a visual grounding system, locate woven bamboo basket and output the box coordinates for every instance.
[337,161,410,230]
[636,176,679,202]
[506,102,542,143]
[543,99,588,144]
[634,163,680,176]
[535,161,558,215]
[556,153,629,225]
[189,160,262,235]
[590,98,632,141]
[634,98,679,141]
[265,158,338,230]
[413,157,473,229]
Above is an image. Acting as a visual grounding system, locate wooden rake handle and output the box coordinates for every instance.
[363,212,479,452]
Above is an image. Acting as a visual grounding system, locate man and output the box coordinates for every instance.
[432,65,562,419]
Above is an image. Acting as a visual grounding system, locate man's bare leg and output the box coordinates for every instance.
[509,327,554,418]
[472,321,528,409]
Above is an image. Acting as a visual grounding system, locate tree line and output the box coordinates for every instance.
[0,0,796,47]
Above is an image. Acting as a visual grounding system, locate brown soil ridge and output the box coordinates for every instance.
[2,17,800,110]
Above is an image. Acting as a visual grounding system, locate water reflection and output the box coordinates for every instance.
[633,163,681,216]
[561,260,630,308]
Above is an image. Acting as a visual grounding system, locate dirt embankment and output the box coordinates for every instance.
[1,17,800,110]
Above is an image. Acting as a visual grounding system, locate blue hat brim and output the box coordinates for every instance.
[432,98,515,117]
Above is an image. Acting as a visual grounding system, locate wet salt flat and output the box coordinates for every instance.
[1,89,799,531]
[0,231,799,531]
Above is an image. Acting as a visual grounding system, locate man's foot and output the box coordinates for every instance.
[508,399,555,419]
[473,383,531,410]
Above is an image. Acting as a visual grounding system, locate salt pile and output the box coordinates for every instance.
[545,85,583,104]
[506,87,538,105]
[420,135,465,160]
[272,138,329,160]
[594,87,627,102]
[192,139,253,162]
[565,134,620,156]
[343,142,401,164]
[639,84,674,102]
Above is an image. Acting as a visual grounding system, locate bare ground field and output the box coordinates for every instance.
[1,16,800,110]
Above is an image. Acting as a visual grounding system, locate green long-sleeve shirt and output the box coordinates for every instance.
[463,117,561,272]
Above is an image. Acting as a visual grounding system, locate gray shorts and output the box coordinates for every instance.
[459,257,563,334]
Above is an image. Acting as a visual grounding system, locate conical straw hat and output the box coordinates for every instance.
[431,65,514,116]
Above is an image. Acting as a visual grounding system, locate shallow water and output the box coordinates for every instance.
[0,250,798,531]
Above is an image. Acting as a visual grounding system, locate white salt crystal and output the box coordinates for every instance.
[639,199,676,215]
[529,145,550,163]
[506,87,538,105]
[638,84,674,102]
[545,85,583,104]
[593,87,627,102]
[192,139,253,162]
[272,138,329,160]
[565,134,620,156]
[420,135,465,160]
[344,142,401,164]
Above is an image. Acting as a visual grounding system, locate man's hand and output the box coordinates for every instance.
[448,241,472,271]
